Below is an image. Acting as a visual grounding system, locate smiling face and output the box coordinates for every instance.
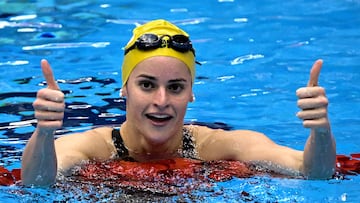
[121,56,193,150]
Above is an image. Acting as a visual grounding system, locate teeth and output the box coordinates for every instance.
[152,114,169,119]
[146,113,171,120]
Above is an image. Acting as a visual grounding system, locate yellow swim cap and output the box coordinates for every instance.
[121,19,196,86]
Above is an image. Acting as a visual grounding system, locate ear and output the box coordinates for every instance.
[189,93,195,102]
[120,86,128,97]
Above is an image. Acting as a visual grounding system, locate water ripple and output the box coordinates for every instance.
[230,54,264,65]
[22,42,110,50]
[0,61,29,66]
[0,20,62,29]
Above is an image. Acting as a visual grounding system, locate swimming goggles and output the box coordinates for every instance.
[124,34,195,56]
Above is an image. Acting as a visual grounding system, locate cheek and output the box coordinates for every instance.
[125,90,147,110]
[174,91,192,110]
[174,99,190,114]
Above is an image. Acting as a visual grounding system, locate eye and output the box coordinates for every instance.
[139,81,155,91]
[168,83,184,93]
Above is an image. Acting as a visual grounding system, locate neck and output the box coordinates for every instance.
[120,121,183,161]
[126,147,181,162]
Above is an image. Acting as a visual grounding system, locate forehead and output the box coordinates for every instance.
[130,56,192,80]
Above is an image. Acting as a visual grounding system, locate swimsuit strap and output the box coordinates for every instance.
[111,128,129,159]
[180,127,198,159]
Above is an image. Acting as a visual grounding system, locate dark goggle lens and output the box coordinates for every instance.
[136,34,161,50]
[170,35,192,52]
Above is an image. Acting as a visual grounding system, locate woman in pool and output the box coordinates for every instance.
[21,19,336,186]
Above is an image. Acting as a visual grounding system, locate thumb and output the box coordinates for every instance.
[307,59,323,87]
[41,59,60,90]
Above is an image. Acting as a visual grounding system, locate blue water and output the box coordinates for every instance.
[0,0,359,202]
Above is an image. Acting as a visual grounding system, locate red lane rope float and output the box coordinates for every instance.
[0,167,20,186]
[70,158,255,194]
[1,154,359,187]
[335,153,360,175]
[75,158,254,181]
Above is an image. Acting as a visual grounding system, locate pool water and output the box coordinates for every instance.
[1,0,360,202]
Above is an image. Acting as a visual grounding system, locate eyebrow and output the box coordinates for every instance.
[137,74,188,83]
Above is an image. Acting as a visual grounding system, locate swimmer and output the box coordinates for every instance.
[21,19,336,186]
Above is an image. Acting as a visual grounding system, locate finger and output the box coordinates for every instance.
[307,59,323,87]
[296,86,325,99]
[36,120,63,130]
[297,96,328,110]
[33,99,65,112]
[36,88,65,103]
[302,117,329,129]
[296,108,327,120]
[35,111,64,121]
[41,59,60,90]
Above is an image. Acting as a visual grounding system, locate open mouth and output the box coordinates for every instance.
[145,113,173,123]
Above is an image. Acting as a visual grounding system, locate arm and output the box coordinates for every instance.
[195,60,336,179]
[21,60,117,186]
[21,59,65,186]
[297,59,336,179]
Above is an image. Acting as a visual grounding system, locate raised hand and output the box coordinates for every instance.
[32,59,65,131]
[296,59,330,129]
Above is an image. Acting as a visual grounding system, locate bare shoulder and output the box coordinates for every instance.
[188,124,273,144]
[84,126,115,140]
[55,126,117,164]
[186,125,277,161]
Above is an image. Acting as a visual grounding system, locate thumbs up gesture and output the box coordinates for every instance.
[296,59,330,129]
[32,59,65,132]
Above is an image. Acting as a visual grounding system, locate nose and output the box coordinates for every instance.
[153,87,169,109]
